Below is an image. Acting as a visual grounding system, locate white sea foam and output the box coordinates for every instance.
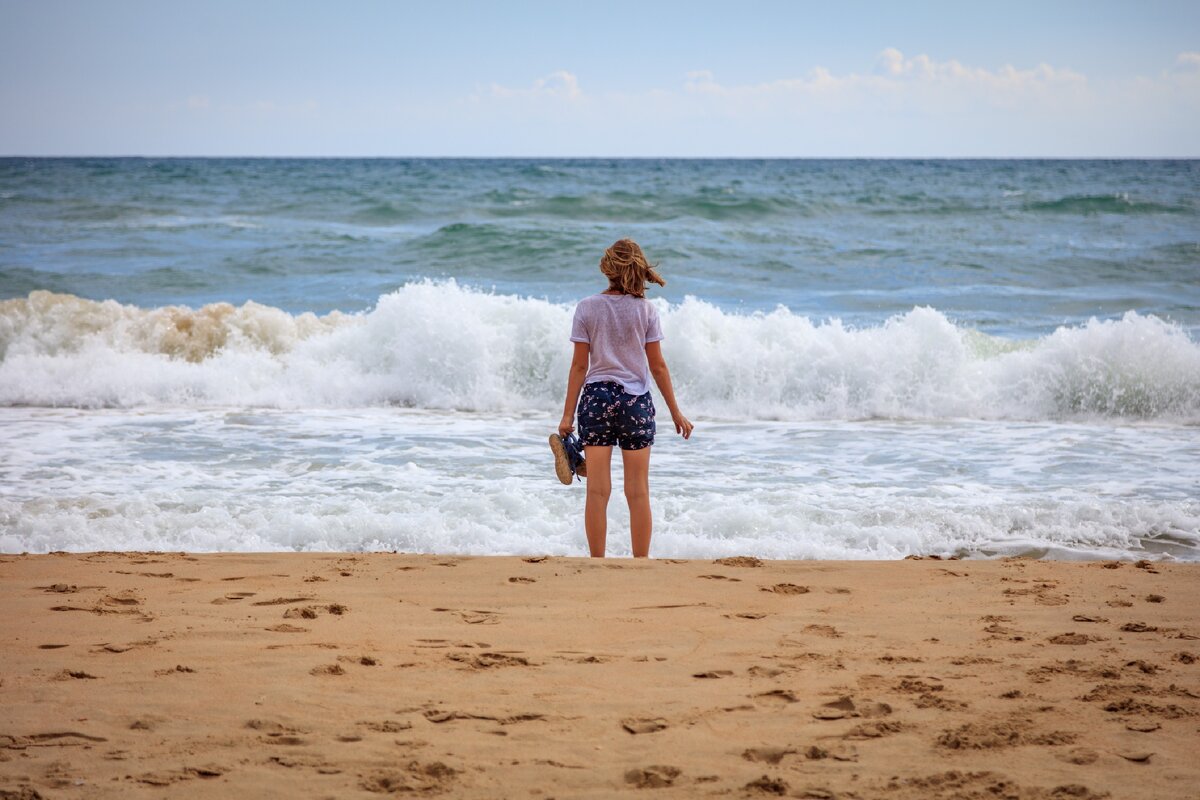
[2,409,1196,559]
[2,282,1198,421]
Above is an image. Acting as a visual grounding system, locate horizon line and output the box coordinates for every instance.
[3,154,1199,161]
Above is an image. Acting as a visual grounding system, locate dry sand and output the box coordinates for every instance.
[0,552,1197,799]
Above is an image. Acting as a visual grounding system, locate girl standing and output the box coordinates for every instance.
[550,239,693,558]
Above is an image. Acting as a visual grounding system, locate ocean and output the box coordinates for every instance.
[1,157,1198,559]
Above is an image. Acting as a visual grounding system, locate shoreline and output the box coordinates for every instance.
[1,552,1197,798]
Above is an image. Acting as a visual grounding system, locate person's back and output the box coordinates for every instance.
[570,293,662,396]
[550,239,693,558]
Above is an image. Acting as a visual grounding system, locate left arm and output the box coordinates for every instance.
[558,342,590,437]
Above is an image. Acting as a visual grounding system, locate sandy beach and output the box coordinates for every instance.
[0,552,1197,799]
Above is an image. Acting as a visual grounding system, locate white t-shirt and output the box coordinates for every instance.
[569,293,664,396]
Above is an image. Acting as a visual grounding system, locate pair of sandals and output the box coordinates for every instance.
[548,433,587,484]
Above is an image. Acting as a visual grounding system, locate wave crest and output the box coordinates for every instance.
[1,284,1198,420]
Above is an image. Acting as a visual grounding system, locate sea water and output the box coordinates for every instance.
[1,158,1198,559]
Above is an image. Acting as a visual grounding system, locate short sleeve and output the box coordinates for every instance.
[569,304,590,343]
[644,304,664,344]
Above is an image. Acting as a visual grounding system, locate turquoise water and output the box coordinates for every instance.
[3,158,1198,334]
[1,158,1198,559]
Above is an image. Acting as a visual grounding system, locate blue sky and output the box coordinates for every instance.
[2,0,1198,156]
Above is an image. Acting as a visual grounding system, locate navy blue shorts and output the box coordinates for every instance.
[577,381,656,451]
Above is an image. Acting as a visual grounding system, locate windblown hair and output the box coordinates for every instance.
[599,239,666,298]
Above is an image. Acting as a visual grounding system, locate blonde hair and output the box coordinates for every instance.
[599,239,665,299]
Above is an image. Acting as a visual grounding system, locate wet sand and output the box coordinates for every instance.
[1,552,1197,798]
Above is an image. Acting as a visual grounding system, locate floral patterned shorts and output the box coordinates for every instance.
[577,381,656,451]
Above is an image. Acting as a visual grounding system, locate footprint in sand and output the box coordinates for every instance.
[576,655,612,664]
[886,771,1106,800]
[360,762,458,794]
[1125,721,1161,732]
[621,718,668,734]
[935,718,1077,750]
[264,734,307,746]
[153,665,196,676]
[246,719,306,735]
[1057,747,1100,764]
[713,556,762,568]
[283,603,347,619]
[803,624,841,638]
[269,753,341,773]
[1047,632,1099,645]
[698,574,741,582]
[742,746,793,764]
[508,576,536,583]
[624,765,681,788]
[93,639,156,654]
[211,591,256,605]
[893,678,944,694]
[743,776,789,795]
[1080,684,1193,718]
[754,689,799,706]
[1,731,108,747]
[761,583,809,595]
[811,696,892,720]
[336,655,379,666]
[843,721,904,740]
[310,663,346,676]
[359,720,413,733]
[102,590,143,607]
[878,654,924,664]
[748,665,785,678]
[804,744,858,761]
[136,765,224,786]
[914,693,968,711]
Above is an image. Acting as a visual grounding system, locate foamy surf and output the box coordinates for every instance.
[2,282,1198,421]
[1,408,1196,559]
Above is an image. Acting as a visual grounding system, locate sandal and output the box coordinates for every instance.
[548,432,587,484]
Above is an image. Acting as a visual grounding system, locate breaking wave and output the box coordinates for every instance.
[2,283,1198,420]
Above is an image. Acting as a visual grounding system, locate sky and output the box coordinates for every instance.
[1,0,1198,157]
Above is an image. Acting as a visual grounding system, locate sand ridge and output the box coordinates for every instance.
[0,552,1197,798]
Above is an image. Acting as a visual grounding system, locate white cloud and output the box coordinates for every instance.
[460,48,1197,156]
[1176,51,1200,71]
[681,48,1086,100]
[488,70,581,100]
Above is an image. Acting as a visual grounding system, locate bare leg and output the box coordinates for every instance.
[583,445,613,558]
[622,446,652,558]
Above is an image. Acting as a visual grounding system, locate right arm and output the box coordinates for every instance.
[646,341,693,439]
[558,342,590,437]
